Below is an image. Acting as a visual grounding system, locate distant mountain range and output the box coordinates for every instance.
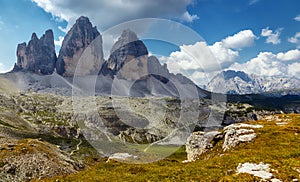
[207,70,300,95]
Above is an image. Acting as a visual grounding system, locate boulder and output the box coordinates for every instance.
[236,162,277,180]
[185,131,223,161]
[222,123,263,151]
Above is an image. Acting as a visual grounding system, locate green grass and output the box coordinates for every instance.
[37,114,300,182]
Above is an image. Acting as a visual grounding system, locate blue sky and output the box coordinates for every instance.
[0,0,299,86]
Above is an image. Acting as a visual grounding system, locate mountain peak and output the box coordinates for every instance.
[208,70,300,95]
[31,33,38,40]
[12,30,57,74]
[222,70,251,82]
[102,29,148,76]
[120,29,138,42]
[56,16,102,76]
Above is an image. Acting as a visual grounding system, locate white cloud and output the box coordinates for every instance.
[222,30,257,50]
[209,42,239,66]
[228,49,300,78]
[159,29,259,86]
[288,32,300,48]
[180,11,199,23]
[32,0,198,31]
[288,62,300,77]
[294,15,300,21]
[277,49,300,61]
[261,27,282,45]
[58,26,68,33]
[54,36,64,47]
[189,71,219,88]
[160,41,219,72]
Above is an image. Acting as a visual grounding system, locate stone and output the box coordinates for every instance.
[107,153,139,163]
[222,123,263,151]
[185,131,223,161]
[56,16,102,76]
[236,162,277,180]
[13,30,57,74]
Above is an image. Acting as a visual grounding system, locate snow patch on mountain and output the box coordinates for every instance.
[206,70,300,95]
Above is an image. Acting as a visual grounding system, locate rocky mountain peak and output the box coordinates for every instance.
[56,16,102,76]
[207,70,300,95]
[31,33,38,40]
[110,29,139,53]
[13,29,57,74]
[101,29,148,76]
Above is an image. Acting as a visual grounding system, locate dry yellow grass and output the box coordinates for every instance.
[37,114,300,182]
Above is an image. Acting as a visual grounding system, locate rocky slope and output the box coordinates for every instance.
[12,30,57,74]
[0,138,83,182]
[41,114,300,181]
[207,70,300,95]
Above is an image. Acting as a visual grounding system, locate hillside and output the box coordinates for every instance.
[39,114,300,181]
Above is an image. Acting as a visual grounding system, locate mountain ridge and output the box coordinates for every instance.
[9,16,208,98]
[207,70,300,95]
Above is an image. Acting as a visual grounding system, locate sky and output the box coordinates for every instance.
[0,0,299,86]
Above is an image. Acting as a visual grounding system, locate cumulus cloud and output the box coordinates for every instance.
[277,49,300,61]
[180,11,199,22]
[159,30,259,86]
[161,29,257,75]
[228,49,300,78]
[288,62,300,77]
[222,30,257,50]
[209,42,239,66]
[160,41,219,73]
[54,36,64,46]
[288,32,300,48]
[32,0,198,31]
[261,27,282,45]
[294,15,300,21]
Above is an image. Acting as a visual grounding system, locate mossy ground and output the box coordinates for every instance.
[36,114,300,182]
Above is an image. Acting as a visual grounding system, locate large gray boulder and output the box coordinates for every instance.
[185,131,222,162]
[222,123,263,151]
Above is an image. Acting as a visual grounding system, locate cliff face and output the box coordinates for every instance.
[56,16,102,76]
[10,16,207,98]
[100,29,149,77]
[13,30,57,74]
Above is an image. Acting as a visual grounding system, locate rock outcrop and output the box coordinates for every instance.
[0,138,83,182]
[185,123,263,162]
[222,123,263,151]
[56,16,102,76]
[185,131,222,161]
[13,30,57,74]
[236,162,280,181]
